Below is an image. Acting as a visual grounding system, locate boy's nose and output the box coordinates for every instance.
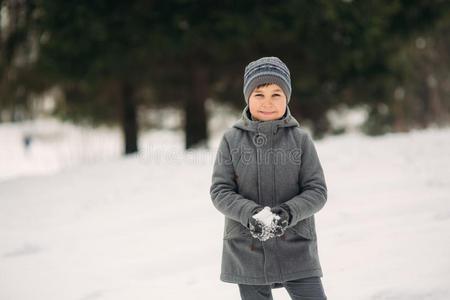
[261,99,274,106]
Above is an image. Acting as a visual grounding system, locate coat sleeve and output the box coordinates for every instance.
[284,132,327,227]
[210,134,261,228]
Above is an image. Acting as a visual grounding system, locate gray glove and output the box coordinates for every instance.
[248,206,271,241]
[271,203,292,237]
[247,206,264,230]
[248,206,281,241]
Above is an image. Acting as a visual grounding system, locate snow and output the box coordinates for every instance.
[1,119,450,300]
[252,206,280,227]
[250,206,282,241]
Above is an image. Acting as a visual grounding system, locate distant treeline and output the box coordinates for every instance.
[1,0,449,153]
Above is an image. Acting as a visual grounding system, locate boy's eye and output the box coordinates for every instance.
[273,94,281,97]
[255,94,264,97]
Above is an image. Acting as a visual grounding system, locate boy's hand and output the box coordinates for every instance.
[271,204,292,236]
[248,217,264,236]
[248,206,275,241]
[249,218,276,241]
[247,206,264,238]
[246,206,264,229]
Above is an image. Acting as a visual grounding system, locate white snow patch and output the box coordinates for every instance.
[0,119,449,300]
[252,206,280,227]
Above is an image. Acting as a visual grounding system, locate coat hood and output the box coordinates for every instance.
[233,104,300,133]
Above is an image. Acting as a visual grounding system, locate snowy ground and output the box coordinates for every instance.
[1,119,450,300]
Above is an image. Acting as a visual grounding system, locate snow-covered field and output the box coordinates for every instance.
[1,119,449,300]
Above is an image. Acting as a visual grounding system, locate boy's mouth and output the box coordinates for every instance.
[259,111,276,115]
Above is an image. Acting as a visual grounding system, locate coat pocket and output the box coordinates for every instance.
[223,219,251,240]
[290,217,316,240]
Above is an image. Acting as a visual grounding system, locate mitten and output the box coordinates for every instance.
[271,203,292,236]
[247,206,264,237]
[249,206,279,241]
[249,218,265,238]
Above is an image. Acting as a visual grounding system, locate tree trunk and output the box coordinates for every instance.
[393,97,407,132]
[185,64,208,149]
[120,81,138,155]
[427,74,448,126]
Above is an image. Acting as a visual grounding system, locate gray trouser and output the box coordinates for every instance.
[238,276,327,300]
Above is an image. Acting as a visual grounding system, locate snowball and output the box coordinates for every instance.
[252,206,280,227]
[249,206,284,241]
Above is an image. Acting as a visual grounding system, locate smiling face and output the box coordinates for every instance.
[248,83,287,121]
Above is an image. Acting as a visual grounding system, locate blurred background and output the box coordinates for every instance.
[0,1,449,300]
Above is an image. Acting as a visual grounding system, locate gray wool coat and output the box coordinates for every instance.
[210,104,328,288]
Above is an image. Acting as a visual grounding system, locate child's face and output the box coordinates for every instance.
[248,83,287,121]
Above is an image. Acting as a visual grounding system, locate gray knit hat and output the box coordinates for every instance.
[243,56,292,104]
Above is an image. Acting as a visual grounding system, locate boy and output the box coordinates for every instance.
[210,56,328,300]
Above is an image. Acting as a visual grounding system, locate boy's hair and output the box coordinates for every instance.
[255,83,274,89]
[253,83,285,95]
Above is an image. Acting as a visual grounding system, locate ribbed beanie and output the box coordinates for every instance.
[243,56,291,103]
